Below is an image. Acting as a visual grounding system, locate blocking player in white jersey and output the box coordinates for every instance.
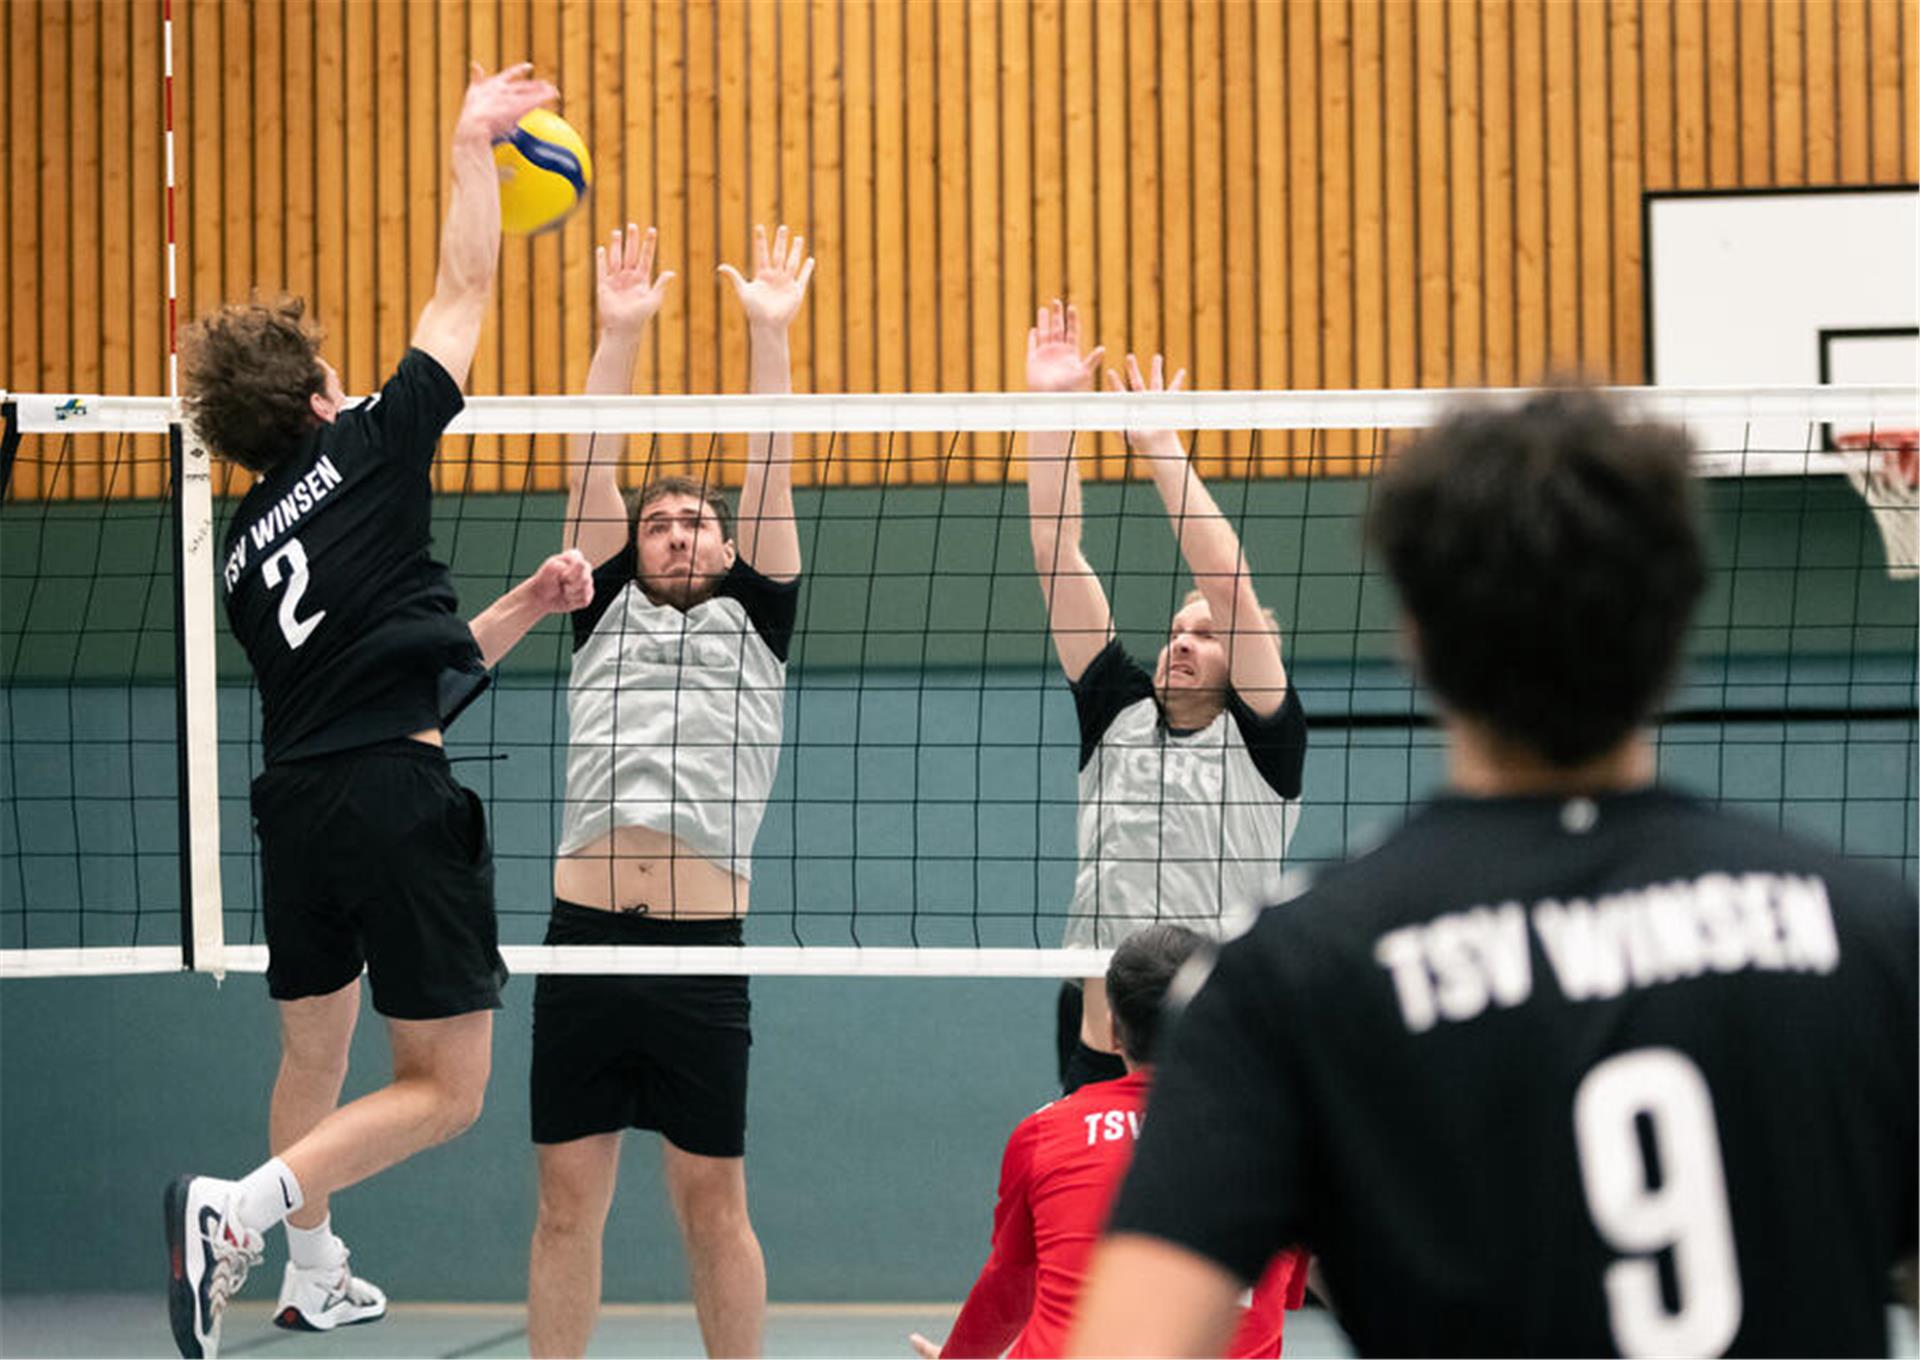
[524,222,812,1359]
[1023,300,1307,1093]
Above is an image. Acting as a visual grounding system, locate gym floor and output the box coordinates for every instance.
[2,1297,1915,1359]
[1,1297,1372,1359]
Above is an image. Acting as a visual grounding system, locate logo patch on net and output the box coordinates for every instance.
[53,398,88,421]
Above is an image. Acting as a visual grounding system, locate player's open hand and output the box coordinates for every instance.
[1107,351,1187,462]
[1027,299,1104,394]
[599,224,675,337]
[528,548,593,615]
[718,223,815,331]
[456,62,559,143]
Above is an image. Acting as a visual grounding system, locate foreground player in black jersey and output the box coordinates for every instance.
[1072,387,1918,1357]
[162,64,579,1360]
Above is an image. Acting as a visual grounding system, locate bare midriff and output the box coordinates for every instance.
[408,727,444,747]
[553,823,749,919]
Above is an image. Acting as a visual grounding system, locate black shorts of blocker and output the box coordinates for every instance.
[531,901,751,1157]
[251,738,506,1020]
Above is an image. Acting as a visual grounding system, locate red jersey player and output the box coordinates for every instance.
[914,926,1309,1359]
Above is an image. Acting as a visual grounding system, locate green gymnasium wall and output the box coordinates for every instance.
[2,476,1915,1300]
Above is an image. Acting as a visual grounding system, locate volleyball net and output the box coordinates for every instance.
[3,385,1915,979]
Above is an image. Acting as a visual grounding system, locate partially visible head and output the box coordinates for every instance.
[1106,924,1208,1066]
[179,297,345,474]
[626,476,737,607]
[1152,593,1230,715]
[1367,384,1706,767]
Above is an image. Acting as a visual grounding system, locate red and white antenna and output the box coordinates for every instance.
[163,0,179,400]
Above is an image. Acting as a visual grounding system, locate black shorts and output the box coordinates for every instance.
[531,900,750,1156]
[252,738,505,1020]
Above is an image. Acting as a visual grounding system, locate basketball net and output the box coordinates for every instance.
[1835,430,1920,580]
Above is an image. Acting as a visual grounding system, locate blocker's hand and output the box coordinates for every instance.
[527,548,593,615]
[598,224,675,337]
[718,223,816,331]
[1107,351,1188,462]
[1026,299,1104,394]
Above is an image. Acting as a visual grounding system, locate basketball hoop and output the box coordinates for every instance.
[1835,429,1919,580]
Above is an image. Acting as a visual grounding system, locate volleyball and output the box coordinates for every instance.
[494,108,592,235]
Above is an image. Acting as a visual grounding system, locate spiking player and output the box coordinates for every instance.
[167,64,586,1360]
[1023,300,1307,1092]
[1075,387,1918,1357]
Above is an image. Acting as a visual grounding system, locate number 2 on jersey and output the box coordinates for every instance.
[261,538,327,649]
[1574,1048,1742,1358]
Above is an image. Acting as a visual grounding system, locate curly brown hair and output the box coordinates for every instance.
[178,297,327,473]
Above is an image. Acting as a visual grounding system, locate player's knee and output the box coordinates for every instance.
[424,1080,485,1143]
[679,1199,756,1259]
[535,1187,610,1240]
[669,1167,752,1245]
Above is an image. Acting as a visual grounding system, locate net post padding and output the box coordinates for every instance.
[1835,430,1920,580]
[173,419,226,974]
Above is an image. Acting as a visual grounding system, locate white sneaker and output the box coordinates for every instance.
[274,1252,388,1332]
[165,1175,264,1359]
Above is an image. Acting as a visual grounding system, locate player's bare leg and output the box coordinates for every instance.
[275,1010,492,1197]
[528,1133,623,1358]
[663,1143,766,1359]
[267,982,391,1332]
[271,983,362,1229]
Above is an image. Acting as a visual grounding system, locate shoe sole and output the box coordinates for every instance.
[274,1305,386,1333]
[164,1177,203,1360]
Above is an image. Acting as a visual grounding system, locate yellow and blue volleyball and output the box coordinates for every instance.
[494,109,592,236]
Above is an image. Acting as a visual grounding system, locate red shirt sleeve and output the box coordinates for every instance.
[941,1115,1042,1358]
[1225,1248,1310,1359]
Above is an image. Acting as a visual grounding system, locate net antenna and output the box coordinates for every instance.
[1835,428,1920,580]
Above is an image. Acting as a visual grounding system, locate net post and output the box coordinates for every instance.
[171,419,225,975]
[1,400,20,497]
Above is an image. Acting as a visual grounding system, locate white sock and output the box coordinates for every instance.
[285,1215,346,1271]
[229,1157,304,1235]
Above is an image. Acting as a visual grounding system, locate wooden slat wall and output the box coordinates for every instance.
[5,0,1916,499]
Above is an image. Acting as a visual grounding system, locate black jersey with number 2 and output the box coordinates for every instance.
[1110,788,1917,1357]
[221,349,482,764]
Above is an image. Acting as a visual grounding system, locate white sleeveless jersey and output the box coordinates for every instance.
[1066,641,1307,949]
[559,551,798,880]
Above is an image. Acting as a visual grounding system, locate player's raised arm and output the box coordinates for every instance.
[719,223,812,583]
[1111,353,1290,716]
[1025,300,1112,682]
[566,224,674,566]
[411,63,558,388]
